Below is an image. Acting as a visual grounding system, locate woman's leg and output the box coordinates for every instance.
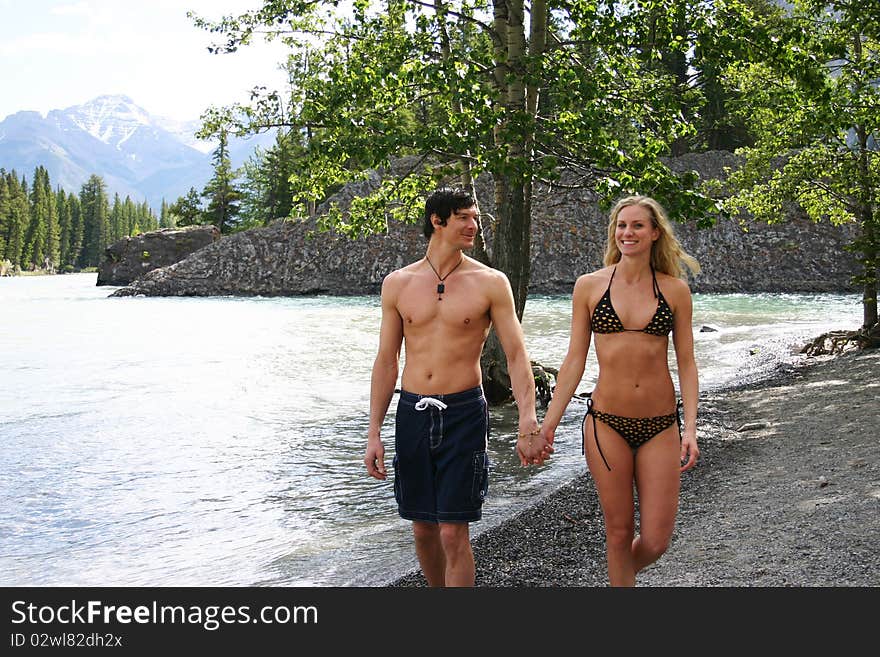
[584,415,637,587]
[632,424,681,576]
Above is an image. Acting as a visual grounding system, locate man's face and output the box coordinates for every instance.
[436,205,478,249]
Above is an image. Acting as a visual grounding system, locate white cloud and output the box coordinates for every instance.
[0,0,290,121]
[49,2,93,16]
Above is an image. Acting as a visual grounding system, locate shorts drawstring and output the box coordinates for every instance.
[414,397,447,448]
[414,397,448,411]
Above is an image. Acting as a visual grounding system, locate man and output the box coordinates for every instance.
[364,187,551,587]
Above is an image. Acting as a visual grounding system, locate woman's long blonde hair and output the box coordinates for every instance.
[603,195,701,278]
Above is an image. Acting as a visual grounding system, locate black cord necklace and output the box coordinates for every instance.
[425,255,464,301]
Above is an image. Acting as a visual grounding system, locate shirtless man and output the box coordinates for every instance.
[364,187,551,587]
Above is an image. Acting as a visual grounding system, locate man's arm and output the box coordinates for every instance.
[364,273,404,480]
[487,271,549,466]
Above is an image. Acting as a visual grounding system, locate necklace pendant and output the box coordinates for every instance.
[437,283,445,294]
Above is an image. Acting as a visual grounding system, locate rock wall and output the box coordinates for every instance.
[97,225,220,286]
[110,219,424,297]
[111,151,861,297]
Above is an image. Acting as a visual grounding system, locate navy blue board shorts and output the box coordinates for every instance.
[393,386,490,523]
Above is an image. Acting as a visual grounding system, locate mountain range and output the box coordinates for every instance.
[0,95,274,210]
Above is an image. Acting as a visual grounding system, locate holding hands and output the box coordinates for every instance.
[516,423,554,467]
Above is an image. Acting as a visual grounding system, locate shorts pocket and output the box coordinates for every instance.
[471,451,490,505]
[392,454,403,505]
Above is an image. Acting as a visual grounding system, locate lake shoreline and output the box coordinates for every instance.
[388,344,879,587]
[3,274,868,587]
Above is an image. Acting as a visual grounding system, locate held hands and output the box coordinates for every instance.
[680,427,700,473]
[516,424,554,467]
[364,437,387,480]
[539,424,556,450]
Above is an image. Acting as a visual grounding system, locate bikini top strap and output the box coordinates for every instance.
[651,265,660,299]
[607,266,617,292]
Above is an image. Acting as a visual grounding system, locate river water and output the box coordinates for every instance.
[0,273,862,585]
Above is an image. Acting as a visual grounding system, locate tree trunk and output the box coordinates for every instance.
[436,0,490,266]
[860,213,878,328]
[493,0,530,316]
[853,103,878,328]
[479,0,536,402]
[495,179,530,316]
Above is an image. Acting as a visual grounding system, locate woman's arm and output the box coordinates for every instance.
[671,279,700,472]
[540,274,594,445]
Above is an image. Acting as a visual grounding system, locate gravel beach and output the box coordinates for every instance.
[390,347,879,587]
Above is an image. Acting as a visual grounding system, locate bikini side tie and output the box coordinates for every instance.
[582,394,612,471]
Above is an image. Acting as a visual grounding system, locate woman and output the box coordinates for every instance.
[540,195,700,586]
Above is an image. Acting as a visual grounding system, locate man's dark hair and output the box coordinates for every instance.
[423,187,475,238]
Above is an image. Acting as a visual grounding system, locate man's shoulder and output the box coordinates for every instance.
[382,261,422,286]
[478,266,506,279]
[466,257,506,279]
[471,261,513,295]
[380,267,409,299]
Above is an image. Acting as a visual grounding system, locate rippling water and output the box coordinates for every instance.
[0,274,862,585]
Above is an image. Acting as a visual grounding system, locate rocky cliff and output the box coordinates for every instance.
[111,151,860,297]
[97,225,219,286]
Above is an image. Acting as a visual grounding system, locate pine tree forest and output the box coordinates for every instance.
[0,168,161,273]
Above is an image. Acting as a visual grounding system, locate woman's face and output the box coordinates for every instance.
[615,204,659,257]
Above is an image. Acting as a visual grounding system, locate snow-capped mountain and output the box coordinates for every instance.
[0,95,274,209]
[152,115,215,154]
[63,94,154,148]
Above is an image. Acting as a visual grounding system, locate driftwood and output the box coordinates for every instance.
[801,323,880,356]
[532,362,559,408]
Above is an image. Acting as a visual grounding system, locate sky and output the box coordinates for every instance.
[0,0,292,122]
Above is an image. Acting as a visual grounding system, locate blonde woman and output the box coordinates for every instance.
[540,195,701,586]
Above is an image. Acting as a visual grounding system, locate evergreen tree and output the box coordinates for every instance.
[159,199,175,228]
[4,173,27,268]
[169,187,204,227]
[19,165,58,269]
[240,129,301,227]
[201,129,241,234]
[56,188,70,268]
[0,171,8,260]
[68,191,83,268]
[123,196,137,237]
[0,165,167,270]
[110,193,124,243]
[22,169,48,269]
[78,175,110,267]
[42,173,60,268]
[139,200,158,232]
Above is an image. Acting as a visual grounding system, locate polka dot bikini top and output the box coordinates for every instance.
[591,266,674,336]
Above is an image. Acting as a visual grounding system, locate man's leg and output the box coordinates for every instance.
[412,521,446,586]
[439,522,474,587]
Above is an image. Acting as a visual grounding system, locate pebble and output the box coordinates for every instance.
[389,348,880,587]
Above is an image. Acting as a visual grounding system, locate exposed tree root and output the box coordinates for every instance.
[532,362,558,408]
[801,323,880,356]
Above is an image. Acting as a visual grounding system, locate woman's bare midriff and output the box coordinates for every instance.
[591,334,676,416]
